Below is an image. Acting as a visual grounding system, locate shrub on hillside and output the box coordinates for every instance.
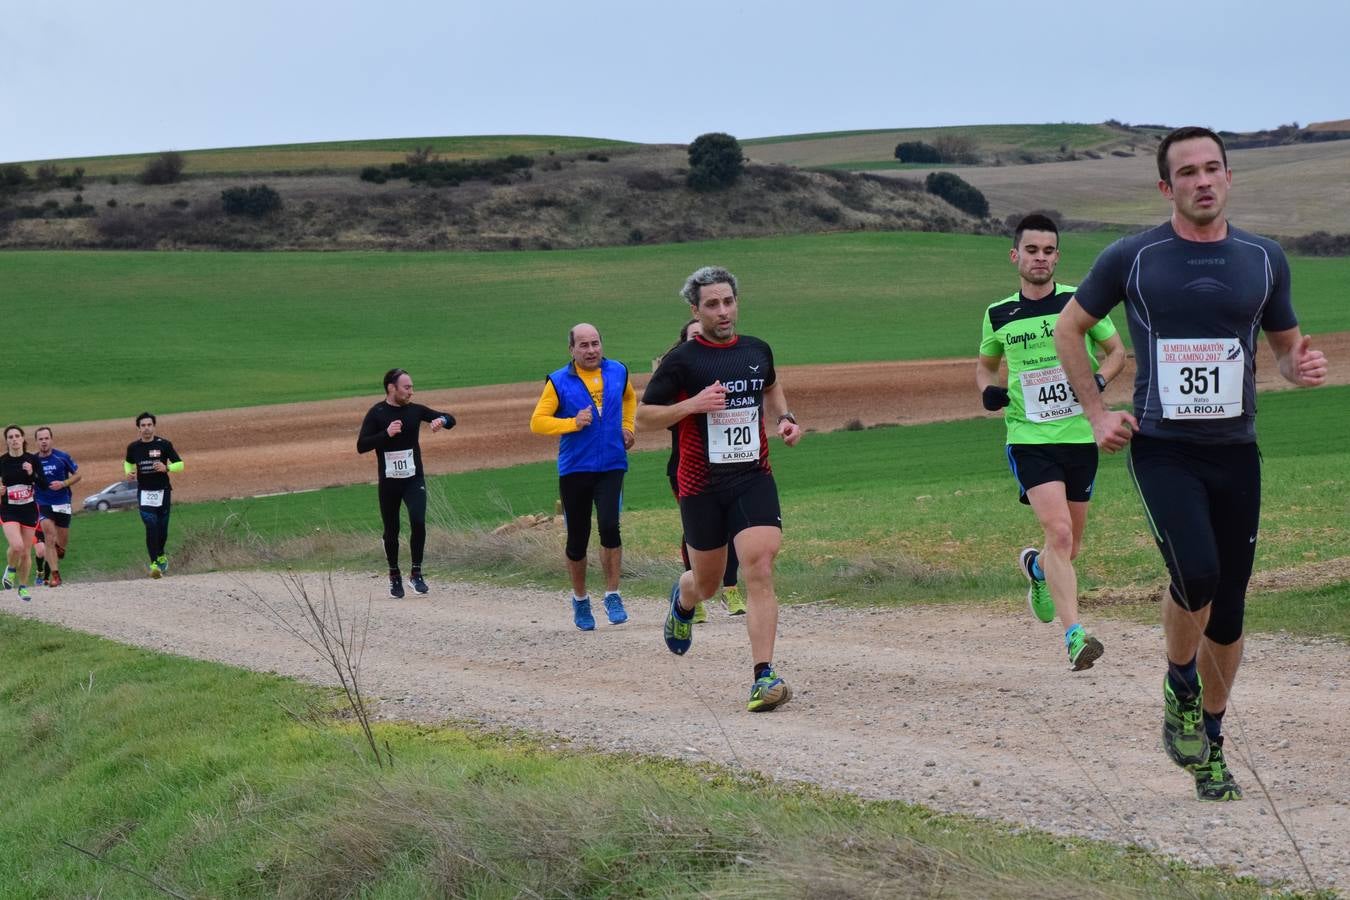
[686,132,744,191]
[360,166,387,184]
[140,151,185,185]
[1287,231,1350,256]
[626,170,677,191]
[933,134,979,164]
[360,154,533,188]
[221,184,282,217]
[894,141,941,164]
[925,172,989,218]
[0,164,29,190]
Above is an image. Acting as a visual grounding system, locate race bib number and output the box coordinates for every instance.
[1018,365,1082,422]
[384,448,416,479]
[1157,338,1244,419]
[5,484,34,505]
[140,489,165,508]
[707,407,761,464]
[50,503,73,515]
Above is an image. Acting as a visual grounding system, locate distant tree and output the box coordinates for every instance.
[686,132,744,191]
[933,134,979,164]
[894,141,941,164]
[0,164,30,190]
[140,151,185,185]
[221,184,282,217]
[925,171,989,218]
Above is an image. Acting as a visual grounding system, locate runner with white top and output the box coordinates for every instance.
[1054,126,1329,801]
[357,368,456,599]
[977,214,1125,669]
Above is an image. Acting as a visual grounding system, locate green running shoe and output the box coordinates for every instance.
[663,580,693,655]
[1193,742,1243,801]
[692,601,707,624]
[724,585,746,616]
[1019,548,1054,623]
[17,585,32,602]
[149,562,163,580]
[156,554,169,574]
[1067,627,1104,671]
[747,669,792,712]
[1162,674,1208,768]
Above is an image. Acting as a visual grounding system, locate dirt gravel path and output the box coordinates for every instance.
[10,573,1347,892]
[46,332,1350,505]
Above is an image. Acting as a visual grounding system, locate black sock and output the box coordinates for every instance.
[754,662,772,680]
[1167,656,1200,700]
[411,566,421,577]
[1203,708,1225,745]
[389,568,401,579]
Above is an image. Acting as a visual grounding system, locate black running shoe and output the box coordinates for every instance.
[409,572,429,594]
[389,574,405,599]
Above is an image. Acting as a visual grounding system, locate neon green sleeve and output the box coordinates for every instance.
[978,310,1002,358]
[1088,313,1118,343]
[168,460,184,473]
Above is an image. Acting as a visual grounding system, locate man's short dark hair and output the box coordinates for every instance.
[136,412,156,426]
[35,426,53,439]
[383,368,408,391]
[1013,213,1059,248]
[1157,126,1228,185]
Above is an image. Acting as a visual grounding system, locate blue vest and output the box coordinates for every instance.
[548,358,630,476]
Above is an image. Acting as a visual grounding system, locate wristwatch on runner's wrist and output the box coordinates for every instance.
[777,412,797,425]
[1094,373,1107,392]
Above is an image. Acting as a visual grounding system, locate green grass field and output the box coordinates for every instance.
[15,135,635,177]
[7,234,1350,422]
[60,386,1350,638]
[0,614,1303,898]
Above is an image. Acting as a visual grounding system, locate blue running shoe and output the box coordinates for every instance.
[663,580,693,655]
[747,668,792,712]
[572,596,596,631]
[603,592,628,625]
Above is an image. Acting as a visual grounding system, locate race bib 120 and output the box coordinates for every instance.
[1157,338,1244,419]
[384,448,416,479]
[706,407,760,464]
[1018,365,1082,422]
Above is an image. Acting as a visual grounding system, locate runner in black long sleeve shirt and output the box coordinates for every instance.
[356,368,456,598]
[3,425,52,600]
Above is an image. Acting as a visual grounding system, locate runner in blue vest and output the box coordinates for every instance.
[34,426,81,587]
[530,323,636,631]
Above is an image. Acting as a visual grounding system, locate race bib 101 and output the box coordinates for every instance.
[384,448,416,479]
[1018,365,1082,422]
[1157,338,1244,419]
[706,407,761,464]
[139,489,165,508]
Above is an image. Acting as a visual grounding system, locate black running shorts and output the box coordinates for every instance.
[1005,443,1099,505]
[679,473,781,552]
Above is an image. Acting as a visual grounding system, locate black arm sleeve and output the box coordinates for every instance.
[357,407,386,454]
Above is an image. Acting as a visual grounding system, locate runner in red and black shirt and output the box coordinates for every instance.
[2,425,51,601]
[639,266,803,712]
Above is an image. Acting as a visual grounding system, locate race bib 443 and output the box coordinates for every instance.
[1157,338,1244,419]
[1018,365,1082,422]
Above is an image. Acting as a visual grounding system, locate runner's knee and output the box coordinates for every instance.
[564,527,589,562]
[1042,519,1074,557]
[1203,597,1245,646]
[1168,570,1220,613]
[596,517,621,549]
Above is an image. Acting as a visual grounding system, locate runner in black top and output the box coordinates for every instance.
[639,265,803,713]
[357,368,456,598]
[3,425,51,601]
[124,412,183,578]
[1055,127,1328,802]
[662,318,743,622]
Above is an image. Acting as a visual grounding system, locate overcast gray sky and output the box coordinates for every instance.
[4,0,1346,162]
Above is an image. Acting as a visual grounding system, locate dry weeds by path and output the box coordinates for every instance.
[11,573,1347,892]
[43,331,1350,505]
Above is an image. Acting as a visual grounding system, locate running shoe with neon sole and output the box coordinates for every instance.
[156,554,169,574]
[409,571,429,594]
[17,586,32,602]
[663,580,693,655]
[1162,674,1209,769]
[603,592,628,625]
[572,596,596,631]
[2,566,14,589]
[1193,742,1243,801]
[747,669,792,712]
[692,601,707,624]
[724,585,746,616]
[149,562,163,579]
[1019,548,1054,623]
[1066,627,1104,671]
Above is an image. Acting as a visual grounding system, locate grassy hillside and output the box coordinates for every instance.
[7,232,1349,422]
[9,135,634,177]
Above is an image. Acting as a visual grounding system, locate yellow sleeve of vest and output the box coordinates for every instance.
[622,378,636,433]
[529,380,581,436]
